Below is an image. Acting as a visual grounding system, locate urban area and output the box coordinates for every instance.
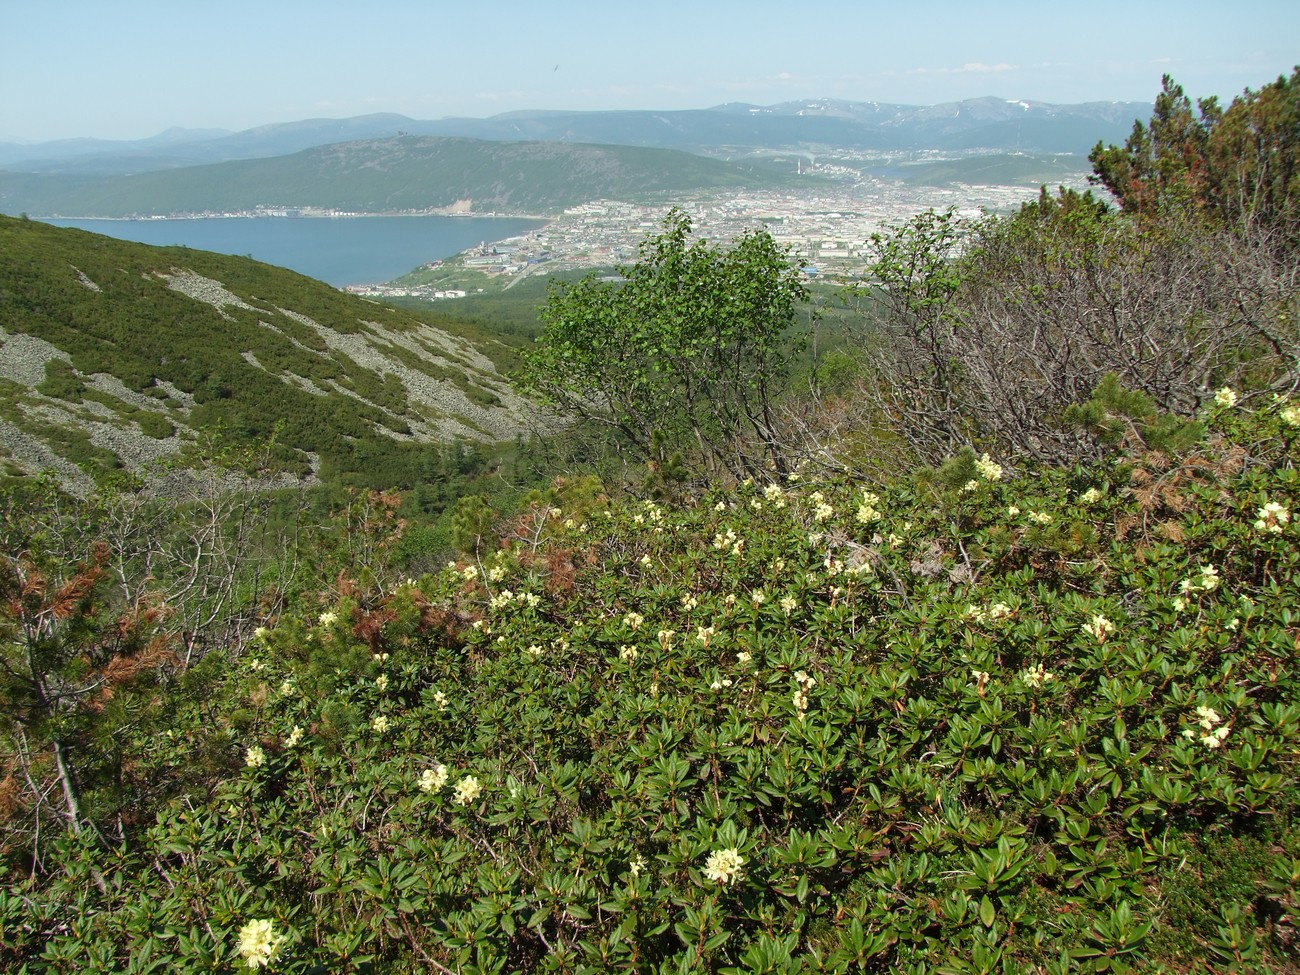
[343,160,1091,299]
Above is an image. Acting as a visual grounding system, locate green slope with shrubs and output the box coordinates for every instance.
[0,214,543,490]
[4,400,1300,972]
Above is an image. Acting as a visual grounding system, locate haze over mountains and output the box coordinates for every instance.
[0,96,1148,175]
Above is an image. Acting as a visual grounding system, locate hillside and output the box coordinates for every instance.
[0,137,804,218]
[5,401,1299,972]
[0,215,543,491]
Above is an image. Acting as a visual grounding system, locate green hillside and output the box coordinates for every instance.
[5,403,1300,973]
[0,137,805,218]
[0,215,542,490]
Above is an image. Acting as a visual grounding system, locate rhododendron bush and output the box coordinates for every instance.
[4,397,1299,973]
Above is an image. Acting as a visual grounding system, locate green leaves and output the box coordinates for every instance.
[9,393,1300,973]
[524,208,809,479]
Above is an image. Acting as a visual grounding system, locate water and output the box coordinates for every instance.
[42,215,548,287]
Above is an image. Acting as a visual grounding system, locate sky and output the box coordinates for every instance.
[2,0,1296,143]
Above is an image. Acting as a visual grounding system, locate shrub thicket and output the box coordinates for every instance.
[4,396,1299,973]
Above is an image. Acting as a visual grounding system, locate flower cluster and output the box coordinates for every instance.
[1079,487,1104,504]
[712,529,743,555]
[244,745,266,768]
[1081,614,1116,643]
[453,775,482,805]
[1020,663,1055,688]
[1183,706,1231,749]
[1179,564,1221,595]
[702,847,745,885]
[965,602,1013,623]
[856,491,883,524]
[237,918,284,970]
[489,589,542,611]
[371,715,390,735]
[623,611,644,631]
[1214,387,1239,408]
[418,763,449,793]
[792,670,817,719]
[1254,501,1290,534]
[975,453,1004,482]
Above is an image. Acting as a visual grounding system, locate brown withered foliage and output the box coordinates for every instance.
[543,546,578,596]
[353,606,397,652]
[0,769,25,825]
[1117,439,1246,547]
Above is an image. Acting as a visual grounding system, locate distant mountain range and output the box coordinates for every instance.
[0,97,1147,175]
[0,137,801,218]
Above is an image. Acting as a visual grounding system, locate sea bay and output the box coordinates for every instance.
[42,215,548,287]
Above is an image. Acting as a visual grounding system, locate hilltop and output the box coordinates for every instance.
[0,215,544,492]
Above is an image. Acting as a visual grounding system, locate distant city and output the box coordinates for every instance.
[342,165,1091,298]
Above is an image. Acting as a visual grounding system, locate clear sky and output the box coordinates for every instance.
[2,0,1296,143]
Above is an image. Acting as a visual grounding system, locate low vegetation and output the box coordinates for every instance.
[2,71,1300,973]
[4,400,1300,973]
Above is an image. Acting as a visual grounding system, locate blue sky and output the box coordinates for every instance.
[2,0,1296,142]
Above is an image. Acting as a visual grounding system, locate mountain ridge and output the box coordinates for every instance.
[0,137,803,219]
[0,96,1148,175]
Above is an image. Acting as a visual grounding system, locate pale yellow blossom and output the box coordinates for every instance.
[703,848,745,884]
[453,775,481,805]
[418,764,449,793]
[237,918,284,970]
[975,453,1003,482]
[1254,501,1290,534]
[1081,614,1116,643]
